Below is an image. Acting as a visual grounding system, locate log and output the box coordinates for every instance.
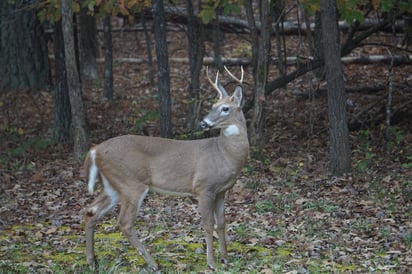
[92,55,412,66]
[341,55,412,65]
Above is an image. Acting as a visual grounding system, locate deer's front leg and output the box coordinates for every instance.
[198,193,216,269]
[214,191,229,263]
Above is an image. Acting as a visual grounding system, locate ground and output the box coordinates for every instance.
[0,23,412,273]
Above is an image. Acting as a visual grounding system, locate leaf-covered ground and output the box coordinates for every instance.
[1,26,412,273]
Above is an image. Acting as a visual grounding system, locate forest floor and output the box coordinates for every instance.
[1,28,412,273]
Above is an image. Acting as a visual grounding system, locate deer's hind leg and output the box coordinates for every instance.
[116,185,158,271]
[85,188,118,266]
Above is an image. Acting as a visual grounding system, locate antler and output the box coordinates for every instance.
[224,65,244,85]
[206,66,228,99]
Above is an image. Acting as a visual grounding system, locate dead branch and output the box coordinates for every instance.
[104,7,406,36]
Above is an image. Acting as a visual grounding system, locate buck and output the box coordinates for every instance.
[83,66,249,270]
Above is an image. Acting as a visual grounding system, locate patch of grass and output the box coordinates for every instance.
[303,198,339,213]
[11,136,52,156]
[1,135,52,171]
[267,227,284,238]
[255,200,278,214]
[230,224,250,240]
[403,233,412,247]
[352,217,374,234]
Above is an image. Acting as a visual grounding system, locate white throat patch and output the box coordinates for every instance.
[224,125,240,136]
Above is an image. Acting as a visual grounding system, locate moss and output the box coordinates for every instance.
[0,222,340,273]
[275,247,293,257]
[229,241,273,256]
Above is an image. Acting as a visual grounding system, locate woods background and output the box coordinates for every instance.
[0,0,412,272]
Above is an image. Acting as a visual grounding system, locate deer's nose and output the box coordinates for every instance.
[199,120,211,130]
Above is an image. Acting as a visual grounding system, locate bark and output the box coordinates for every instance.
[79,7,99,81]
[245,1,258,72]
[53,20,72,143]
[0,0,50,92]
[274,0,286,76]
[320,0,351,175]
[186,0,206,134]
[103,15,114,100]
[213,8,224,71]
[152,0,173,138]
[140,13,155,85]
[61,0,89,159]
[385,54,394,158]
[312,12,325,79]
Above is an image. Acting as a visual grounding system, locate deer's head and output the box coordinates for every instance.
[199,66,244,132]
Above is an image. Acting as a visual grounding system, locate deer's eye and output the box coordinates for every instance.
[222,106,230,112]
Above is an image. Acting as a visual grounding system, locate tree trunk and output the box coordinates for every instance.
[140,13,155,85]
[274,0,286,77]
[0,0,50,92]
[246,0,273,157]
[186,0,206,134]
[53,20,72,143]
[103,15,114,100]
[313,11,325,79]
[320,0,351,175]
[61,0,89,159]
[152,0,173,138]
[79,7,99,81]
[213,7,224,71]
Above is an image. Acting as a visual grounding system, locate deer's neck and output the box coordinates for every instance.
[217,119,249,166]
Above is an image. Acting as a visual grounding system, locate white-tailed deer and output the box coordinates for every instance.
[83,66,249,270]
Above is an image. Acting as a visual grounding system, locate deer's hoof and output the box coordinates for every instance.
[86,256,97,269]
[221,256,229,264]
[87,255,95,264]
[149,262,159,272]
[207,261,216,270]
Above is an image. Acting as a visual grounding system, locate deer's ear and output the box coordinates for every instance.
[231,86,243,107]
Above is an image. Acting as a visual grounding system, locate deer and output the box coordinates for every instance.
[83,66,249,271]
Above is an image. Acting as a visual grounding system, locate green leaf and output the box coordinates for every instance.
[38,8,46,22]
[88,2,95,11]
[400,0,412,13]
[223,3,241,15]
[339,3,365,24]
[199,6,216,24]
[301,0,320,14]
[380,0,394,12]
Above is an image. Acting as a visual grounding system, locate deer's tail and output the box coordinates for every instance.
[84,149,98,195]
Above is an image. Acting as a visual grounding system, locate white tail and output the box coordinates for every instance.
[83,67,249,270]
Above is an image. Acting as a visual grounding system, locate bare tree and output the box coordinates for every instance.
[79,7,98,81]
[53,20,72,143]
[320,0,351,174]
[245,0,273,157]
[152,0,173,138]
[61,0,89,159]
[0,0,50,92]
[186,0,206,134]
[103,15,114,100]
